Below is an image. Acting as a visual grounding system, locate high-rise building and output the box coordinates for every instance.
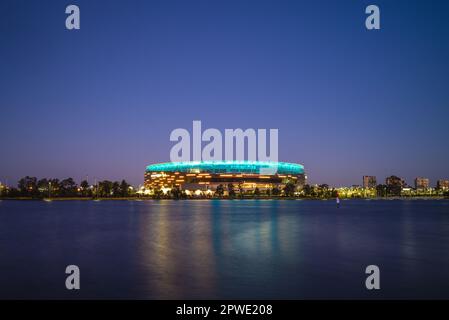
[363,176,377,188]
[437,179,449,190]
[414,177,429,189]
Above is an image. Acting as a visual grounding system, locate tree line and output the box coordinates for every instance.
[2,176,447,200]
[1,176,133,198]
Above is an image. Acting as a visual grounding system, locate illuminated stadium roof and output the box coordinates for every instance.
[146,161,304,175]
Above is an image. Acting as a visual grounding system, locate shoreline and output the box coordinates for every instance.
[1,196,448,201]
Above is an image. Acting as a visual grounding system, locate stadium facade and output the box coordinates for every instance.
[144,161,306,195]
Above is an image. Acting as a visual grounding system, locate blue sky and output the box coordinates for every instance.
[1,0,448,186]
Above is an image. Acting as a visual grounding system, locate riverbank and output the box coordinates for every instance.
[1,196,448,201]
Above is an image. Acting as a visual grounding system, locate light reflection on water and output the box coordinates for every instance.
[0,199,449,299]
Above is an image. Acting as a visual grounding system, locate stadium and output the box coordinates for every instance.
[144,161,306,195]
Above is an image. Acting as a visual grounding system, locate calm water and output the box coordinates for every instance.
[1,199,449,299]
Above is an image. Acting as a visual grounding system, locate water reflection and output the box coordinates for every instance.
[137,200,304,298]
[139,201,178,298]
[1,199,449,299]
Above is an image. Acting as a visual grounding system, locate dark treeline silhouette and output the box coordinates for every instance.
[1,176,133,198]
[2,177,448,200]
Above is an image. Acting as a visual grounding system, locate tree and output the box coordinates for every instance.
[331,189,339,198]
[386,176,404,196]
[37,178,50,196]
[387,185,402,196]
[227,183,236,198]
[386,178,401,196]
[319,184,329,189]
[80,180,90,197]
[49,179,60,197]
[272,187,281,196]
[60,178,77,197]
[303,184,312,197]
[283,182,296,197]
[215,184,224,197]
[376,184,387,197]
[317,184,330,198]
[18,176,38,197]
[4,187,20,197]
[112,181,120,197]
[98,180,113,197]
[120,180,130,197]
[238,182,244,198]
[170,185,181,199]
[153,187,163,199]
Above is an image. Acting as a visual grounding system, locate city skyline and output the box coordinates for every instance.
[1,0,449,187]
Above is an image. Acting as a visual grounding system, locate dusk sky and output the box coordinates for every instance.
[1,0,448,187]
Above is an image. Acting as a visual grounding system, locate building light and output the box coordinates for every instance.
[144,161,307,193]
[161,187,171,194]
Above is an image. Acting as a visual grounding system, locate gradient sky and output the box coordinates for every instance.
[1,0,449,187]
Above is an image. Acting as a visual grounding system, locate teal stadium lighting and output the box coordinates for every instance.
[146,161,304,175]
